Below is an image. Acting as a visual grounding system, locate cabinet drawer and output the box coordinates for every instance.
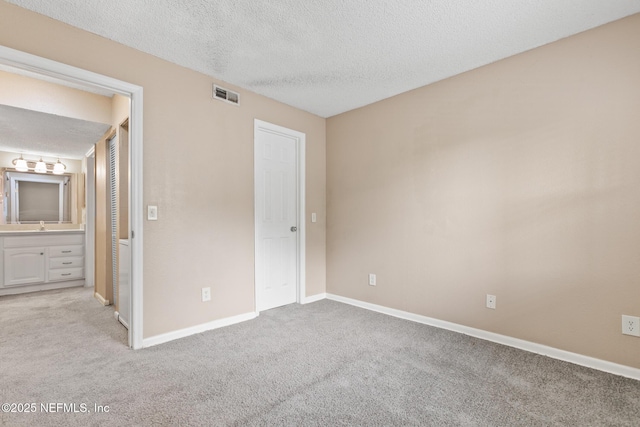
[49,256,84,269]
[49,245,84,257]
[48,268,84,282]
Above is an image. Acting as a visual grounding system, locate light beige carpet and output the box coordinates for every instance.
[1,286,639,426]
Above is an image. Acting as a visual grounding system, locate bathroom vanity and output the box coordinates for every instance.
[0,230,85,296]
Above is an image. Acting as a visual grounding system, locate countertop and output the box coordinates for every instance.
[0,229,85,236]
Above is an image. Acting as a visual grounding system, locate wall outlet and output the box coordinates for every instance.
[486,294,496,310]
[368,273,376,286]
[201,287,211,302]
[622,315,640,337]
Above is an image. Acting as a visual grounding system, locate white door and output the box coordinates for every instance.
[109,136,118,306]
[118,239,130,329]
[255,120,302,312]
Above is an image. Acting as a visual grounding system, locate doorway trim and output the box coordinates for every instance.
[254,119,306,313]
[0,45,144,349]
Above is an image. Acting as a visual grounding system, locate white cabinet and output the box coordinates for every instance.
[0,232,85,295]
[3,247,46,286]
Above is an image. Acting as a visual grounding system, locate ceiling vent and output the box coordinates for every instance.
[212,84,239,106]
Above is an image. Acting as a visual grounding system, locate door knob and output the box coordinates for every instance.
[290,226,297,232]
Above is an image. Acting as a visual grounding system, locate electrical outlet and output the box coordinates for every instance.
[368,274,376,286]
[621,315,640,337]
[486,294,496,310]
[201,287,211,302]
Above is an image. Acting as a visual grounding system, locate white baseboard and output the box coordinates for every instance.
[326,293,640,381]
[0,280,84,296]
[142,311,258,348]
[94,292,110,306]
[114,311,130,329]
[302,293,326,304]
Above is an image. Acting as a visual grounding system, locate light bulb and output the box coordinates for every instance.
[53,160,65,175]
[35,158,47,173]
[15,156,28,172]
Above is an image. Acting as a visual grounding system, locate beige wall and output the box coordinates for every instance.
[327,14,640,368]
[0,2,326,337]
[0,70,112,123]
[111,94,129,131]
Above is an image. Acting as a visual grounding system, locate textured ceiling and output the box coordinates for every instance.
[6,1,640,117]
[0,105,111,159]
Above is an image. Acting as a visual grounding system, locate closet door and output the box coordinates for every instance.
[109,136,118,306]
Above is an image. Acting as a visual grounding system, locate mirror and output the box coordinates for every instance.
[4,171,71,223]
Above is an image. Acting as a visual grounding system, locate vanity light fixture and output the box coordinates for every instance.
[34,158,47,173]
[11,155,68,174]
[53,159,66,175]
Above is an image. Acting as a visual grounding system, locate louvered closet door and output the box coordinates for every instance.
[109,136,118,306]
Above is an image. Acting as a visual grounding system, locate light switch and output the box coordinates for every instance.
[311,213,317,223]
[147,205,158,220]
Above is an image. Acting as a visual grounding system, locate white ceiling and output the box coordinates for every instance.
[0,105,111,159]
[6,1,640,117]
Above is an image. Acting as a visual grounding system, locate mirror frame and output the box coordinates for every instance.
[5,170,70,224]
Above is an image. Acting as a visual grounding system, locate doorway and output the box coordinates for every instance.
[0,45,144,349]
[254,119,306,312]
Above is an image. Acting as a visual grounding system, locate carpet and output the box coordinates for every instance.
[1,287,639,426]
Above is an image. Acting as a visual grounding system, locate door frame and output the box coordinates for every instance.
[254,119,306,313]
[0,45,144,349]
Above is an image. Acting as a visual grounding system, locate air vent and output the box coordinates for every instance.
[212,84,240,106]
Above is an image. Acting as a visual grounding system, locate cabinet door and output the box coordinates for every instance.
[4,248,46,287]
